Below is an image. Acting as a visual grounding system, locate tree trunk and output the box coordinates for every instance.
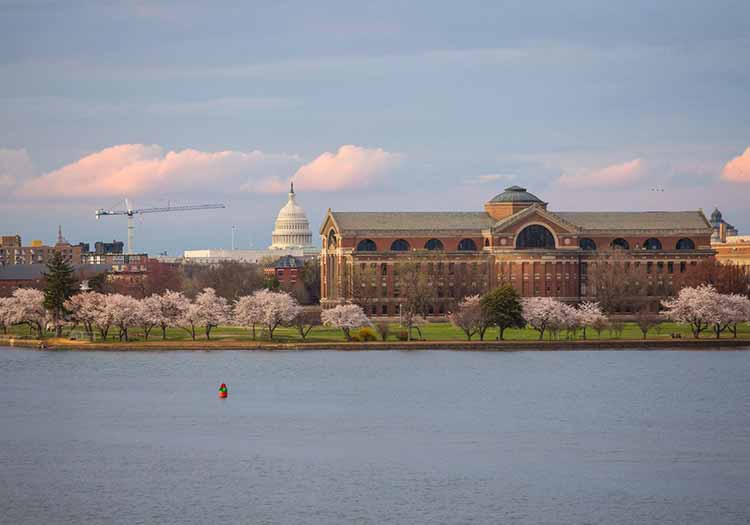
[162,324,167,340]
[205,325,212,340]
[498,327,505,341]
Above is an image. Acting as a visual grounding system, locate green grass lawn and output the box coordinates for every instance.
[4,321,750,343]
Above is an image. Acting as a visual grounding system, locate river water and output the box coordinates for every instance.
[1,347,749,524]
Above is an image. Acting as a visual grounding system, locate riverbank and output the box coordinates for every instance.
[3,336,750,351]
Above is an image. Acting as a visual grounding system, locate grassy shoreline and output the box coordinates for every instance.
[3,336,750,351]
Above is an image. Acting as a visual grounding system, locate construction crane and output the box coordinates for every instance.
[95,199,226,254]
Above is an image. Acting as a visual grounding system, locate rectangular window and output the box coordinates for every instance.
[646,262,653,274]
[382,305,388,315]
[428,263,434,274]
[680,261,686,273]
[657,262,664,273]
[448,263,455,275]
[668,262,674,274]
[381,263,388,276]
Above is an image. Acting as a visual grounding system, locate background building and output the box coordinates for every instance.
[320,186,715,315]
[0,227,84,266]
[183,183,317,264]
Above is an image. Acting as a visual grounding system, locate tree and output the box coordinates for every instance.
[321,303,371,341]
[141,260,183,296]
[661,284,717,338]
[65,292,104,340]
[181,261,265,300]
[633,308,660,339]
[138,295,164,341]
[449,295,483,341]
[152,290,190,340]
[397,262,437,340]
[107,294,142,341]
[0,296,14,334]
[576,301,607,340]
[234,289,297,340]
[234,293,265,339]
[678,259,750,296]
[13,288,46,336]
[522,297,570,340]
[193,287,230,340]
[710,293,750,339]
[301,258,321,304]
[480,285,525,340]
[43,252,78,337]
[374,321,391,341]
[291,308,321,340]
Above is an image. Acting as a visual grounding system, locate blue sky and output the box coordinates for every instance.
[1,1,749,254]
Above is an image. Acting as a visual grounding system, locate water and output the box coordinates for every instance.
[1,347,750,524]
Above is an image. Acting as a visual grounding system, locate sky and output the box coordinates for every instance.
[1,0,749,254]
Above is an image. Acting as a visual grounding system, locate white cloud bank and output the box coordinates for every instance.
[556,159,647,189]
[721,147,750,183]
[11,143,399,199]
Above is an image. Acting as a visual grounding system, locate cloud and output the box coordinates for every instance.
[10,143,399,199]
[721,147,750,183]
[0,148,36,189]
[464,173,517,185]
[253,145,401,193]
[15,144,299,199]
[556,158,647,189]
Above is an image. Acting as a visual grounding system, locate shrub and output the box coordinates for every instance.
[396,330,409,341]
[349,334,361,342]
[375,321,390,341]
[357,327,377,341]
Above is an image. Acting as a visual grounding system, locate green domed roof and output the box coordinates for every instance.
[489,185,543,203]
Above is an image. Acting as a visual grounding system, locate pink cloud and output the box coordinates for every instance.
[15,144,299,199]
[721,147,750,183]
[557,158,646,189]
[253,144,401,193]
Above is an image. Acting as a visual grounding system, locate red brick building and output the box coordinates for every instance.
[319,186,715,315]
[264,255,305,289]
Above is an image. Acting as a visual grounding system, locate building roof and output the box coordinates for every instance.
[0,264,112,281]
[326,209,712,235]
[555,211,712,232]
[329,211,493,234]
[268,255,304,268]
[488,185,544,204]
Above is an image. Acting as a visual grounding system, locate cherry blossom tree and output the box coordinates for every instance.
[153,290,190,340]
[449,295,483,341]
[0,296,15,334]
[180,302,203,341]
[522,297,571,340]
[710,293,750,339]
[661,284,719,338]
[12,288,47,336]
[107,294,142,341]
[65,292,105,341]
[138,295,164,341]
[92,294,117,341]
[233,293,265,340]
[321,303,371,341]
[193,287,230,340]
[576,301,607,340]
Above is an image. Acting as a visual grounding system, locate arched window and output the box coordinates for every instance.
[390,239,410,251]
[579,238,597,250]
[643,238,662,250]
[676,238,695,250]
[327,229,337,249]
[457,238,478,251]
[424,238,444,251]
[611,238,630,250]
[515,225,555,249]
[356,239,377,251]
[484,238,490,247]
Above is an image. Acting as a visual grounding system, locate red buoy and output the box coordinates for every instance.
[218,383,228,398]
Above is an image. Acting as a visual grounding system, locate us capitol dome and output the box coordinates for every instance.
[269,182,315,253]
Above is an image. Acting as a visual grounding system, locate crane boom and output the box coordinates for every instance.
[95,200,225,254]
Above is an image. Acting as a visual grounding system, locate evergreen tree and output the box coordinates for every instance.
[479,284,525,340]
[43,252,78,337]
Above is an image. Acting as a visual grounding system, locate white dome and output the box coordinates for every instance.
[270,182,314,250]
